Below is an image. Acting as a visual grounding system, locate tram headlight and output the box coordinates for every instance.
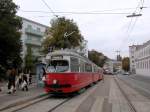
[53,79,57,84]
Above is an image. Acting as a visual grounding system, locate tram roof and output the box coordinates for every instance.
[46,50,101,68]
[47,50,91,63]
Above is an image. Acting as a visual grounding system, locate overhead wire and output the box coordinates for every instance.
[19,7,139,13]
[126,0,143,33]
[127,0,144,36]
[19,7,138,18]
[40,0,58,17]
[18,3,149,16]
[118,0,145,55]
[19,6,142,15]
[19,10,131,15]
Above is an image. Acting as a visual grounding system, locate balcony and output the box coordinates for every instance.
[25,39,41,46]
[25,27,44,37]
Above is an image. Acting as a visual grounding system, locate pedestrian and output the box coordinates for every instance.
[17,71,23,89]
[0,83,2,92]
[21,73,28,91]
[7,67,16,94]
[0,81,2,92]
[28,70,32,85]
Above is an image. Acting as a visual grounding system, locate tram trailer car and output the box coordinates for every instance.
[44,50,103,94]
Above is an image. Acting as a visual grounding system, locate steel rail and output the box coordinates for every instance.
[1,94,49,112]
[114,77,137,112]
[47,97,72,112]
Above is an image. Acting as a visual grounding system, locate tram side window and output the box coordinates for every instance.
[70,57,79,72]
[85,63,92,72]
[80,61,85,72]
[94,66,97,73]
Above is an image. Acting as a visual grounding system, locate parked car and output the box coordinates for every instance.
[123,72,129,75]
[104,70,114,75]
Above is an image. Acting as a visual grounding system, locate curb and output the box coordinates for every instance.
[0,93,48,111]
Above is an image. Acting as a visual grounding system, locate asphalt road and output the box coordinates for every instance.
[117,74,150,100]
[2,75,150,112]
[12,76,111,112]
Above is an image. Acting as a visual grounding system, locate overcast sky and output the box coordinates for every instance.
[13,0,150,59]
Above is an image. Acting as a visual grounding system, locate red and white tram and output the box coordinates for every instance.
[44,50,103,94]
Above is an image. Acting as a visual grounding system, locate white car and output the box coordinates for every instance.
[123,72,129,75]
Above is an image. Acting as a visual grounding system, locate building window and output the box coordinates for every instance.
[27,25,32,28]
[136,63,138,69]
[149,60,150,69]
[37,27,40,31]
[27,35,31,40]
[147,60,149,69]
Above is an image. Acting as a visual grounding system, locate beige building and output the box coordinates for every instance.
[129,40,150,76]
[104,59,122,73]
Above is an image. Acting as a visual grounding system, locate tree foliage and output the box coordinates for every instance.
[0,0,22,66]
[24,46,34,73]
[0,0,22,79]
[88,50,108,67]
[42,17,83,54]
[122,57,130,71]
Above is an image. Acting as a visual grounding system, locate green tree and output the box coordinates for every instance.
[24,46,34,73]
[0,0,22,79]
[88,50,108,67]
[122,57,130,71]
[42,17,83,54]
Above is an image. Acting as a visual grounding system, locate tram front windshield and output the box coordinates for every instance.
[46,60,69,72]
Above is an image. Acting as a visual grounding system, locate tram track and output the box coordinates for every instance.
[1,82,98,112]
[114,77,137,112]
[14,94,78,112]
[1,94,73,112]
[47,97,72,112]
[12,85,96,112]
[1,94,50,112]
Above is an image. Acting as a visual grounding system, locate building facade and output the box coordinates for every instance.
[20,17,48,66]
[129,45,138,73]
[103,59,122,73]
[129,40,150,76]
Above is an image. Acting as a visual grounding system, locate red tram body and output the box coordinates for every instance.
[44,50,103,94]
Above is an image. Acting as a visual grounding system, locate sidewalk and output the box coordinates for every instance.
[0,82,47,111]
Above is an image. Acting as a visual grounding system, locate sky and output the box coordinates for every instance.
[13,0,150,59]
